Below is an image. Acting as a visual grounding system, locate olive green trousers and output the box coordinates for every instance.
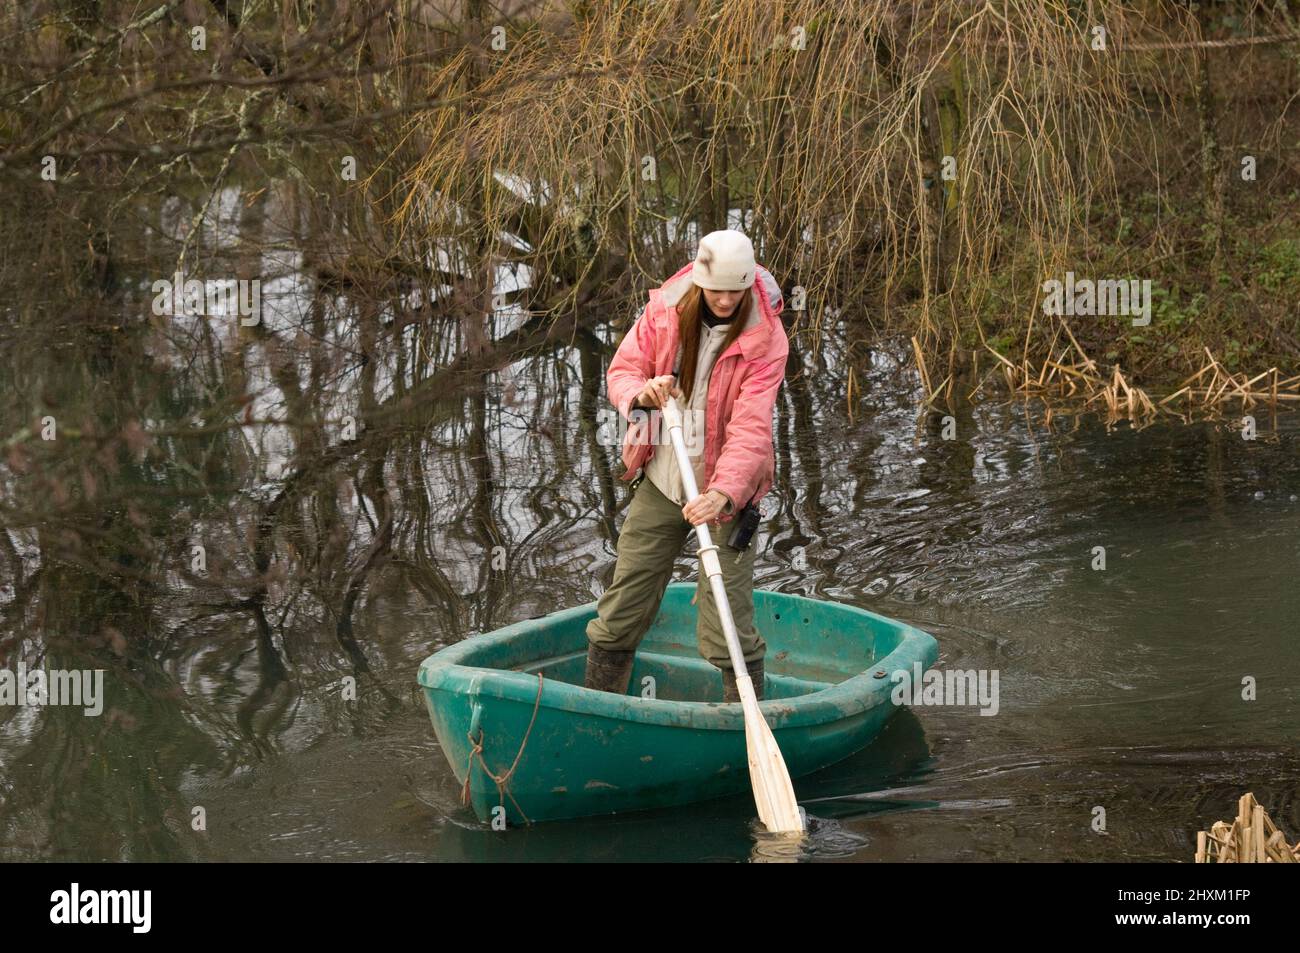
[585,476,764,668]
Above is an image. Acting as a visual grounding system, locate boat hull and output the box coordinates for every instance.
[418,584,939,824]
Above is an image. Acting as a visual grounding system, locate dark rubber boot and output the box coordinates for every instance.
[583,644,635,695]
[722,658,764,703]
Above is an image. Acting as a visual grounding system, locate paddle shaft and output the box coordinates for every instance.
[658,395,803,833]
[657,401,750,680]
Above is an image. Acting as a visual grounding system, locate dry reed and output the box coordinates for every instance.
[974,320,1300,429]
[1195,793,1300,863]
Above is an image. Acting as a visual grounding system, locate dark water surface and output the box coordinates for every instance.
[1,194,1297,861]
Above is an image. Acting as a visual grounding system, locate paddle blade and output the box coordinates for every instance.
[738,680,804,834]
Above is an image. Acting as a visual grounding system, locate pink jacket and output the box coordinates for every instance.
[607,261,788,521]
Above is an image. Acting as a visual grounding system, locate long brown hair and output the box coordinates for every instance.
[675,283,752,402]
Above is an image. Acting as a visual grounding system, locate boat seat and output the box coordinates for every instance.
[512,648,833,702]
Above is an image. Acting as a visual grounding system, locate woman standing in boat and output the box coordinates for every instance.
[585,229,788,702]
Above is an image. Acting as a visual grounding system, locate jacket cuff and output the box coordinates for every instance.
[617,387,646,420]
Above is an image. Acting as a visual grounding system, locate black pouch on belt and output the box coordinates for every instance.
[726,497,762,551]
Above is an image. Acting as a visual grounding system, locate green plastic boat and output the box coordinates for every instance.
[417,583,939,825]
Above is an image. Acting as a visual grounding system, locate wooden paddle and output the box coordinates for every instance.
[658,394,804,834]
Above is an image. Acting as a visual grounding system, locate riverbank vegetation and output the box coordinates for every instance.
[4,2,1299,413]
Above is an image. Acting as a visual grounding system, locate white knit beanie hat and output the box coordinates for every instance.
[692,229,756,291]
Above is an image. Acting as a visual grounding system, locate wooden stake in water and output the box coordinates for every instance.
[1194,792,1300,863]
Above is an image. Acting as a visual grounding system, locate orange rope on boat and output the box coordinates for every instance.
[461,673,546,826]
